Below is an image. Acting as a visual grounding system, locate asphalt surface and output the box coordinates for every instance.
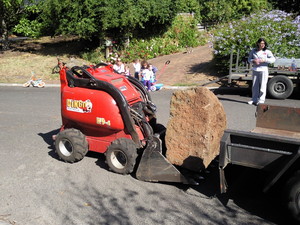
[1,86,300,225]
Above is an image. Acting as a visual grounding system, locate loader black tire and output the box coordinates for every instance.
[55,128,88,163]
[105,138,138,174]
[267,75,293,99]
[284,171,300,223]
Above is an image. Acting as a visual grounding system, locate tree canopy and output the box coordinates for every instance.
[269,0,300,14]
[198,0,269,24]
[38,0,181,40]
[1,0,299,51]
[1,0,36,49]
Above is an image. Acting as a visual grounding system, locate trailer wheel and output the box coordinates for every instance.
[55,128,88,163]
[284,171,300,223]
[106,138,138,174]
[267,75,293,99]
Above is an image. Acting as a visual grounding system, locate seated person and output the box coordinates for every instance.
[113,58,125,74]
[148,64,156,83]
[149,63,158,81]
[141,63,154,91]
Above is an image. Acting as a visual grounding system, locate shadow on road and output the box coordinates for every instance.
[95,154,109,171]
[38,128,60,160]
[38,128,107,164]
[212,85,300,101]
[212,86,251,96]
[217,97,248,104]
[187,162,297,225]
[36,103,299,225]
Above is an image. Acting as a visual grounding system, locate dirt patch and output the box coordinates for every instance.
[147,45,219,86]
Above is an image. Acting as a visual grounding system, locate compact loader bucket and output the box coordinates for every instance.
[253,104,300,138]
[136,135,189,184]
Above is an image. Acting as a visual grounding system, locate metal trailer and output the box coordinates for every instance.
[219,103,300,222]
[228,49,300,99]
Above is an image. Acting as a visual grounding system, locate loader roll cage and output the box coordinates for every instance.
[65,66,156,147]
[94,63,155,106]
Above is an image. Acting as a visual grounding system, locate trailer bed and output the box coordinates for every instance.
[219,104,300,193]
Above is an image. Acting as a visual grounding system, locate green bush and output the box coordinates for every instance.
[82,15,207,64]
[81,47,105,64]
[121,37,179,62]
[164,15,203,47]
[120,16,206,62]
[13,18,43,38]
[199,0,269,24]
[211,10,300,70]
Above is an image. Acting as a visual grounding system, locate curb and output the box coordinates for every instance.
[0,83,221,90]
[0,83,222,90]
[0,83,60,87]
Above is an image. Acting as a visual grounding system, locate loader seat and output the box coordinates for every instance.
[66,69,90,88]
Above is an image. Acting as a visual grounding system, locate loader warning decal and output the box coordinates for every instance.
[66,99,93,113]
[96,117,111,126]
[119,86,127,91]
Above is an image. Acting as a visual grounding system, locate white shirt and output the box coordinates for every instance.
[133,62,141,73]
[141,69,153,81]
[248,49,275,72]
[113,63,125,73]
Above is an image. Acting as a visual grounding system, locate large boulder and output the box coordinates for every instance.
[165,87,227,172]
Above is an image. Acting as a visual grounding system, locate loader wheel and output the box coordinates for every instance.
[55,128,88,163]
[267,75,293,99]
[106,138,138,174]
[284,171,300,223]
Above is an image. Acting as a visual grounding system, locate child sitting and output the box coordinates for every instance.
[140,63,154,91]
[148,64,156,84]
[124,65,130,76]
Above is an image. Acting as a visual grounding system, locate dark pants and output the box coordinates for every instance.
[143,80,151,90]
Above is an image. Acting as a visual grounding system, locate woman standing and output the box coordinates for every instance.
[248,38,275,105]
[132,59,141,80]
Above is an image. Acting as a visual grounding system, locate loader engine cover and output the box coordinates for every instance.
[61,67,141,131]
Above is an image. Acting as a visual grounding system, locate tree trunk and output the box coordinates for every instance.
[1,18,9,50]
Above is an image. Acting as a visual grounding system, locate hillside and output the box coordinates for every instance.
[0,36,220,86]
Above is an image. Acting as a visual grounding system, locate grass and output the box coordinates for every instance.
[0,36,91,83]
[0,53,56,83]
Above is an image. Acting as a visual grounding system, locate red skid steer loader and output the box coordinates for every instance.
[55,63,188,183]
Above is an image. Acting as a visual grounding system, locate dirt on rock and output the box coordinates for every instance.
[165,86,227,172]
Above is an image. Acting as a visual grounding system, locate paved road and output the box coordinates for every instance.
[0,86,299,225]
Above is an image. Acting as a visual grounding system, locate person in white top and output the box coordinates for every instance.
[124,65,130,76]
[140,62,154,91]
[132,59,141,80]
[247,38,275,105]
[113,58,125,74]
